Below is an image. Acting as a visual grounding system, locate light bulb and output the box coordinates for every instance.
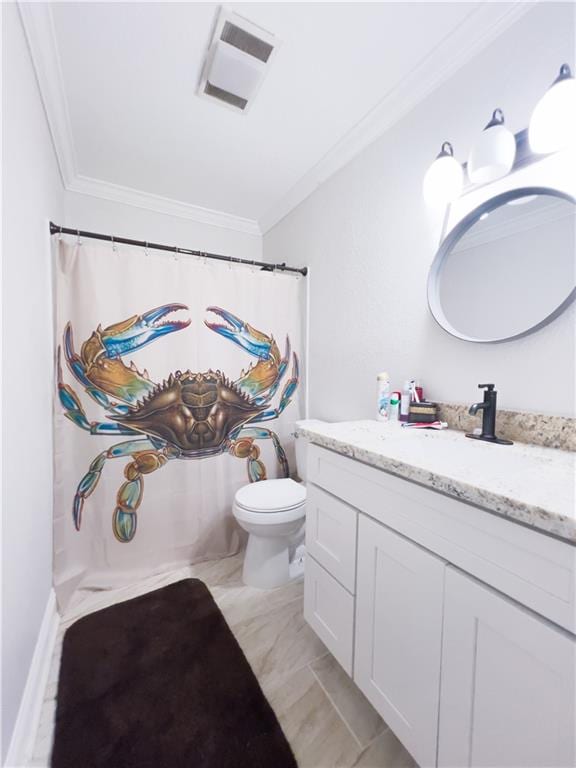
[529,64,576,154]
[423,142,463,207]
[468,109,516,183]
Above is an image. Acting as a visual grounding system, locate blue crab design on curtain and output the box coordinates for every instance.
[58,305,299,542]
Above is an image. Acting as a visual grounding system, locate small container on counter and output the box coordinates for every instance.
[388,392,401,422]
[377,372,391,422]
[400,380,414,422]
[408,401,439,424]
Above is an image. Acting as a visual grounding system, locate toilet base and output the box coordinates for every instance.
[243,535,303,589]
[289,545,306,581]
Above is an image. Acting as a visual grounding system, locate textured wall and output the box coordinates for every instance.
[1,5,64,760]
[264,3,576,420]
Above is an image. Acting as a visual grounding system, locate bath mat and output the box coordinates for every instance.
[51,579,297,768]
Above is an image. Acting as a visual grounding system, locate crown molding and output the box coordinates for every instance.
[17,2,262,238]
[258,1,535,234]
[67,175,262,236]
[19,1,533,240]
[18,2,77,186]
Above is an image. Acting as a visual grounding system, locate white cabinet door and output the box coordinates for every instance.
[306,484,358,593]
[304,555,355,674]
[354,515,446,768]
[439,567,576,768]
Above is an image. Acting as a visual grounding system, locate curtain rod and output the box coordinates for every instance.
[49,222,308,276]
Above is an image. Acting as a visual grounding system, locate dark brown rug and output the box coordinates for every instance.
[51,579,297,768]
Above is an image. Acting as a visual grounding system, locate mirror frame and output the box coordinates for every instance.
[427,186,576,344]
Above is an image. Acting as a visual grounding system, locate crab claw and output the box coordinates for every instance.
[65,304,190,406]
[205,307,276,361]
[98,303,191,358]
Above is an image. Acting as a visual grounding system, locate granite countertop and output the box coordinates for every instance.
[296,420,576,544]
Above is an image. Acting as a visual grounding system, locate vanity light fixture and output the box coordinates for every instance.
[468,109,516,184]
[529,64,576,154]
[422,142,464,207]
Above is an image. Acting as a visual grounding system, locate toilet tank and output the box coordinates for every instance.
[294,420,308,482]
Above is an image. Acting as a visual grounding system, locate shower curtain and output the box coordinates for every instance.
[53,239,305,609]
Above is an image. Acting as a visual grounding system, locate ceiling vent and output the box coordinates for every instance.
[198,8,278,113]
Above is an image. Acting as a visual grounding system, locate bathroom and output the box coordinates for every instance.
[2,1,575,766]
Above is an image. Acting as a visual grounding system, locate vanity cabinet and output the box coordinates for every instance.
[303,442,576,768]
[355,516,445,768]
[439,568,575,768]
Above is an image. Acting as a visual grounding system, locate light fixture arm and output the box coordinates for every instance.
[554,63,572,84]
[439,141,454,158]
[485,108,505,129]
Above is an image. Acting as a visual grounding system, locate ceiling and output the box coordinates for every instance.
[23,2,529,234]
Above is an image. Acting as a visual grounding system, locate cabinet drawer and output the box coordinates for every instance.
[304,555,354,674]
[308,443,576,632]
[306,484,357,593]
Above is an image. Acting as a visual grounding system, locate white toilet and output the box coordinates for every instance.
[233,427,308,589]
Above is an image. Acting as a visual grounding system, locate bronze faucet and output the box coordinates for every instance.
[466,384,513,445]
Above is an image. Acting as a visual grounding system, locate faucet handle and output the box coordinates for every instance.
[478,383,495,391]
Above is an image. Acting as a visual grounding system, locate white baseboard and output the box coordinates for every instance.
[4,589,60,768]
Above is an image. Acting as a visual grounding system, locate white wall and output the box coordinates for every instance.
[64,192,262,261]
[1,5,64,762]
[264,3,576,419]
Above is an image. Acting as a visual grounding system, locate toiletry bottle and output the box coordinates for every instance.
[377,372,391,422]
[388,392,401,422]
[400,379,414,422]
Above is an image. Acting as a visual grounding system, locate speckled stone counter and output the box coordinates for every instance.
[296,420,576,544]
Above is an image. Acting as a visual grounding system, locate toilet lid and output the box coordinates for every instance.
[235,478,306,513]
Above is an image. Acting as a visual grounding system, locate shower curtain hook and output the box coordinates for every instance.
[144,241,149,257]
[58,225,63,242]
[111,235,117,252]
[76,229,82,247]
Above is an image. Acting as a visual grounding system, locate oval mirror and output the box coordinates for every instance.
[427,187,576,343]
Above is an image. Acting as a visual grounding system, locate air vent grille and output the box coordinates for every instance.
[198,9,278,113]
[204,82,248,111]
[221,21,273,63]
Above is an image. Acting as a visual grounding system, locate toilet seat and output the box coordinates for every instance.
[234,478,306,514]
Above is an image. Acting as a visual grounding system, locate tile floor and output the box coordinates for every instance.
[29,553,417,768]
